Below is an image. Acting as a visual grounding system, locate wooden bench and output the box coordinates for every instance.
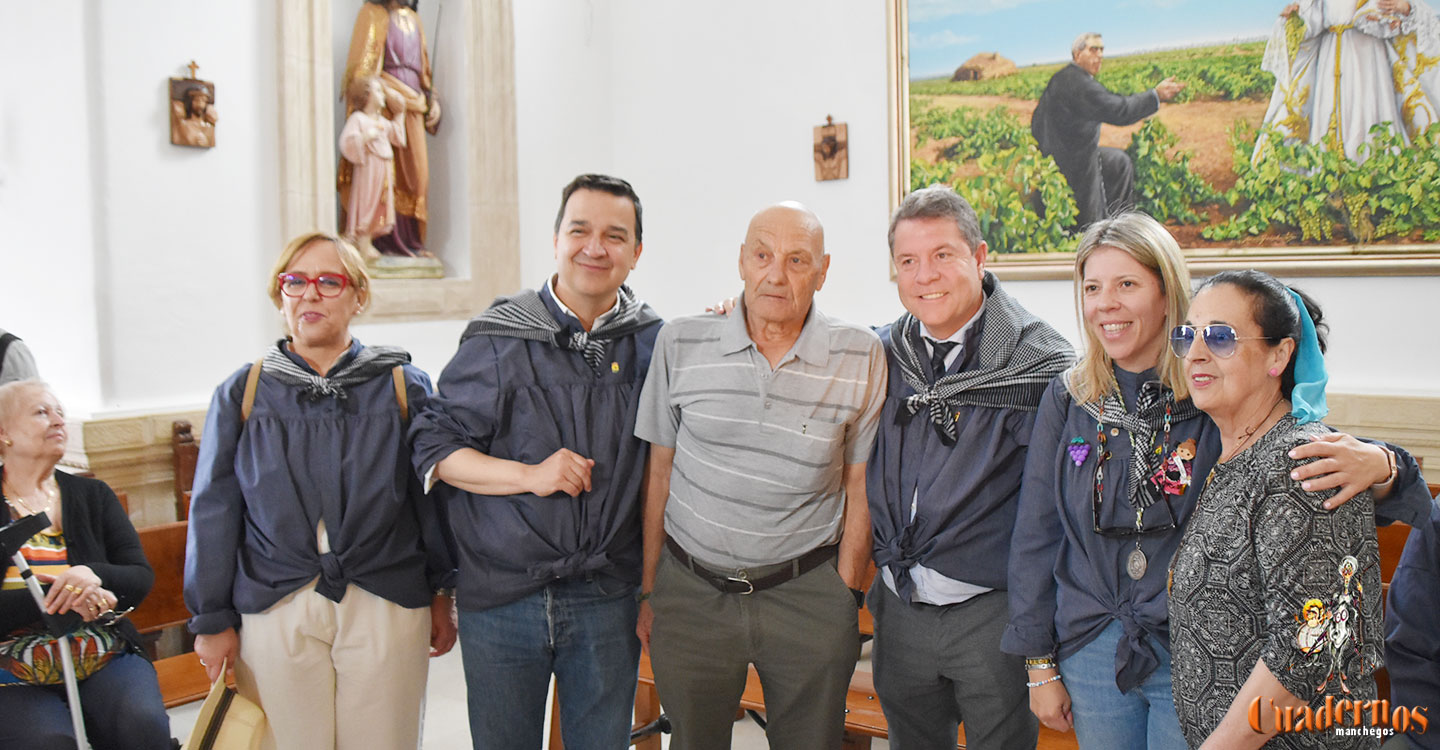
[131,519,231,707]
[172,420,198,521]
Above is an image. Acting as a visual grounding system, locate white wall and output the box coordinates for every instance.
[3,1,279,418]
[512,1,904,329]
[3,0,1436,423]
[0,1,104,410]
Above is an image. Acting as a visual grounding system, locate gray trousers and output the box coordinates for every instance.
[649,546,861,750]
[869,583,1038,750]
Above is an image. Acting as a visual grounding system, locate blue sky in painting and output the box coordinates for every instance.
[908,0,1287,80]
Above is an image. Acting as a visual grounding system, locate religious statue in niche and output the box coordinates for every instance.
[340,77,408,260]
[813,116,848,181]
[169,62,217,149]
[340,0,444,276]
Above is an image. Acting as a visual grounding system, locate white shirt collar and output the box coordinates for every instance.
[546,275,620,330]
[920,294,987,357]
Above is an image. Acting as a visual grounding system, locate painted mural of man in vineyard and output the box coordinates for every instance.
[1032,33,1185,228]
[904,0,1440,257]
[1256,0,1440,162]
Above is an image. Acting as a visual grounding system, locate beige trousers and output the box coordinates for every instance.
[236,580,430,750]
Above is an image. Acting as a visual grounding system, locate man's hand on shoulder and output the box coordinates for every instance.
[1155,77,1185,102]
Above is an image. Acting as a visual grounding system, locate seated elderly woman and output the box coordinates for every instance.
[0,380,170,749]
[1168,271,1383,749]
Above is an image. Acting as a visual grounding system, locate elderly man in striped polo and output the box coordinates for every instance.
[634,202,887,749]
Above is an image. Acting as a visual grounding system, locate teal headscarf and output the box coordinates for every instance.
[1286,287,1328,424]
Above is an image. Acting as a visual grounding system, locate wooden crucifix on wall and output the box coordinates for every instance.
[814,115,848,181]
[169,61,217,149]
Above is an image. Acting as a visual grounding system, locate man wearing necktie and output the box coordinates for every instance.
[867,186,1075,749]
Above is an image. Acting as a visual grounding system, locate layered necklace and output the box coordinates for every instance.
[1094,381,1174,581]
[3,474,59,527]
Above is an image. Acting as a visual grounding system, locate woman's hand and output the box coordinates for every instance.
[636,599,655,654]
[1288,432,1393,508]
[429,593,458,657]
[37,566,114,620]
[1028,669,1073,732]
[705,297,738,315]
[195,629,241,683]
[1280,2,1300,17]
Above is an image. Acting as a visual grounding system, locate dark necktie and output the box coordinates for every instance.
[928,340,958,381]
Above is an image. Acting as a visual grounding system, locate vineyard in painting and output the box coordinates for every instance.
[908,42,1440,255]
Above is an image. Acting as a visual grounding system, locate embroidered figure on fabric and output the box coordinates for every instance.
[1292,555,1367,695]
[1151,438,1197,496]
[1067,437,1091,467]
[1294,598,1329,654]
[1319,556,1364,694]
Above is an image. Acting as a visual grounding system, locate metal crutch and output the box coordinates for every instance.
[2,512,92,750]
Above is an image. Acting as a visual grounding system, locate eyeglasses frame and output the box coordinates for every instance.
[1169,324,1272,359]
[277,272,351,299]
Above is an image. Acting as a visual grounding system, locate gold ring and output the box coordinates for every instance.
[64,584,80,593]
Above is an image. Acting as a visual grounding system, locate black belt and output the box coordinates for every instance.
[665,537,837,595]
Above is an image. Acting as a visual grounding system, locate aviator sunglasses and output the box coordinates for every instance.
[1168,324,1270,359]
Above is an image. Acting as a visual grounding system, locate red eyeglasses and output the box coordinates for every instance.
[277,273,350,298]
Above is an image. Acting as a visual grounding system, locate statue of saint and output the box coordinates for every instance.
[339,77,407,260]
[341,0,441,257]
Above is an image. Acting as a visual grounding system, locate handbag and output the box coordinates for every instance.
[184,661,266,750]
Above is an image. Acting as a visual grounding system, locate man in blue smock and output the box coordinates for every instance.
[409,174,662,750]
[866,186,1076,749]
[1386,497,1440,750]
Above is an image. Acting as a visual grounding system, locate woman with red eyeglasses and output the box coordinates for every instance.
[183,232,456,750]
[1003,215,1430,750]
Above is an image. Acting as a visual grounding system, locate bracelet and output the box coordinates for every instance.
[1024,661,1058,671]
[1026,674,1063,688]
[1375,448,1398,488]
[636,591,652,603]
[1023,654,1057,667]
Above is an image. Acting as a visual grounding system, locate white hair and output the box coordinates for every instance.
[1072,32,1103,59]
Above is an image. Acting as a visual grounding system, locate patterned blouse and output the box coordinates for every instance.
[1169,415,1382,749]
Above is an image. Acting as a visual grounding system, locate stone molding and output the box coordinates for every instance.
[63,409,207,528]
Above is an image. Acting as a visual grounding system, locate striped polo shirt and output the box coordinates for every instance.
[635,302,886,569]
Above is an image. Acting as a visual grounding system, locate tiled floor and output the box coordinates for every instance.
[168,644,887,749]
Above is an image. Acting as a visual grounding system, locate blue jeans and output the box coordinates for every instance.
[1058,620,1185,750]
[0,651,172,750]
[458,577,640,750]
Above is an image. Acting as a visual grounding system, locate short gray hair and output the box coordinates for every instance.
[1072,32,1102,59]
[887,185,983,255]
[0,380,50,428]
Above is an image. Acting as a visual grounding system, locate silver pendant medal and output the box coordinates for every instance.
[1127,545,1148,580]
